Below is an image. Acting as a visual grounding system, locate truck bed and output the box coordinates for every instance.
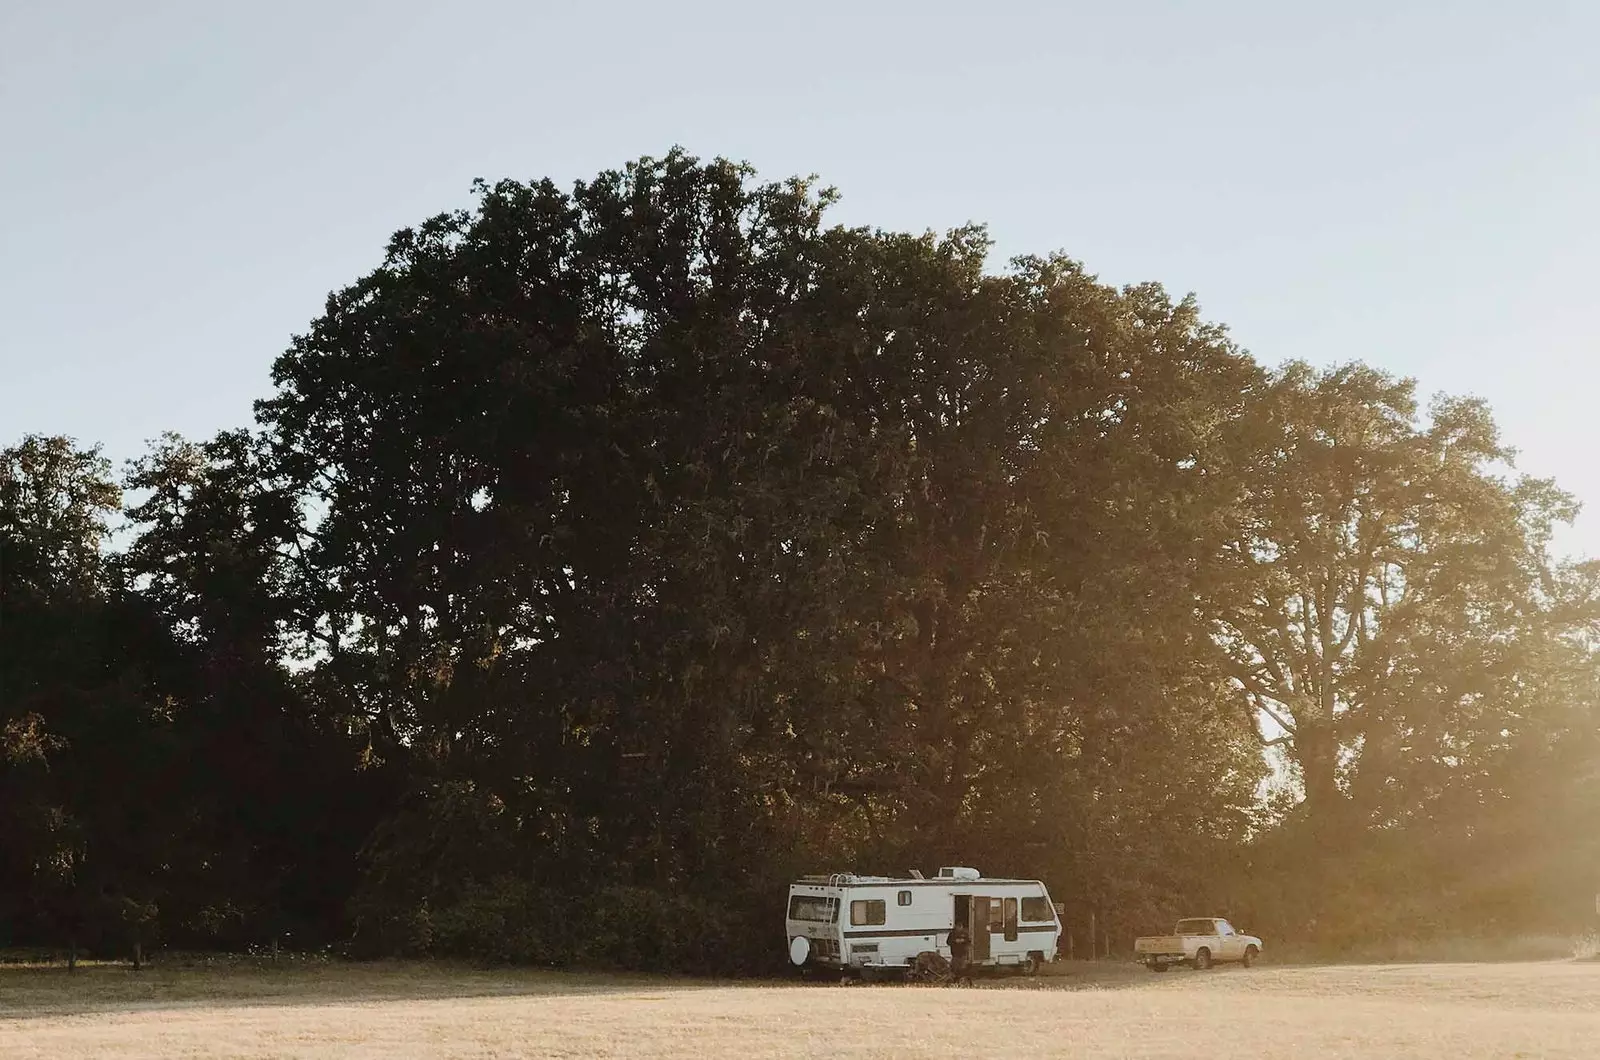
[1134,935,1187,954]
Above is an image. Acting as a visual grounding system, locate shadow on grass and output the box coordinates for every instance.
[782,959,1244,993]
[2,953,1276,1018]
[21,950,1521,1018]
[0,959,729,1020]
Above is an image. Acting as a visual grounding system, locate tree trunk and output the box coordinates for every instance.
[1296,721,1341,823]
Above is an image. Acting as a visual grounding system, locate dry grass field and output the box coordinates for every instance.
[4,957,1599,1058]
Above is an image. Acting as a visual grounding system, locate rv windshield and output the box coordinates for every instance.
[788,895,838,923]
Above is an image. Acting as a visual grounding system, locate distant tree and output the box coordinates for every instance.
[758,244,1271,883]
[119,430,394,949]
[0,435,120,598]
[0,436,120,952]
[1212,363,1593,829]
[256,154,861,893]
[0,428,379,960]
[255,150,1270,948]
[12,154,1592,972]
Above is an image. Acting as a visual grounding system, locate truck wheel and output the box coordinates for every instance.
[1149,962,1168,973]
[1193,948,1212,970]
[1242,945,1258,968]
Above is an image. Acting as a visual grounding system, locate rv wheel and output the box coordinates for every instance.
[1022,953,1043,976]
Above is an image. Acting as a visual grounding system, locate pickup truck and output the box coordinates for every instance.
[1134,918,1261,972]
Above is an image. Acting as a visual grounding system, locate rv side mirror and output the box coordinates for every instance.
[1053,902,1065,915]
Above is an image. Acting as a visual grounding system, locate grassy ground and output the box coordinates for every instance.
[4,958,1599,1058]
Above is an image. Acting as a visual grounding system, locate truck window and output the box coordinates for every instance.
[788,896,838,922]
[1020,897,1053,922]
[850,899,886,926]
[1176,919,1217,936]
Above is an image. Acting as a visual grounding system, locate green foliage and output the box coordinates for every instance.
[3,152,1596,971]
[1212,363,1598,830]
[421,879,775,975]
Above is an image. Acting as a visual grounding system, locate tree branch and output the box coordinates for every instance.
[1228,663,1279,705]
[1252,695,1299,738]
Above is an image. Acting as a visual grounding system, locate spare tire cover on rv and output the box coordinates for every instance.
[789,936,811,966]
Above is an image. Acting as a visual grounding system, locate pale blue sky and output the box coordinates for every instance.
[3,1,1596,556]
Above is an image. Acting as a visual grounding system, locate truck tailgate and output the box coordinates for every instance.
[1135,936,1184,954]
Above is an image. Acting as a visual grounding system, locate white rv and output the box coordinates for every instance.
[784,866,1061,978]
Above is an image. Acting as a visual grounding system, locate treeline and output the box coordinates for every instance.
[3,152,1596,972]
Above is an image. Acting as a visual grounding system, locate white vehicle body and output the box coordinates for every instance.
[785,866,1061,976]
[1134,917,1262,971]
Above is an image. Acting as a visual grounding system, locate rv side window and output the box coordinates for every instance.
[1021,897,1053,922]
[897,890,912,907]
[1003,897,1019,941]
[850,899,886,926]
[789,896,838,922]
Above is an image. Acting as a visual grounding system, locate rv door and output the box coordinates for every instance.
[969,896,992,962]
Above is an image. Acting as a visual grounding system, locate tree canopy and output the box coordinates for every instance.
[3,151,1595,970]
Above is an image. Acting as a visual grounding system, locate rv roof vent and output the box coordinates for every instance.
[937,866,980,880]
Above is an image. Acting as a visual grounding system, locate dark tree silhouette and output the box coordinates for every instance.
[2,153,1596,970]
